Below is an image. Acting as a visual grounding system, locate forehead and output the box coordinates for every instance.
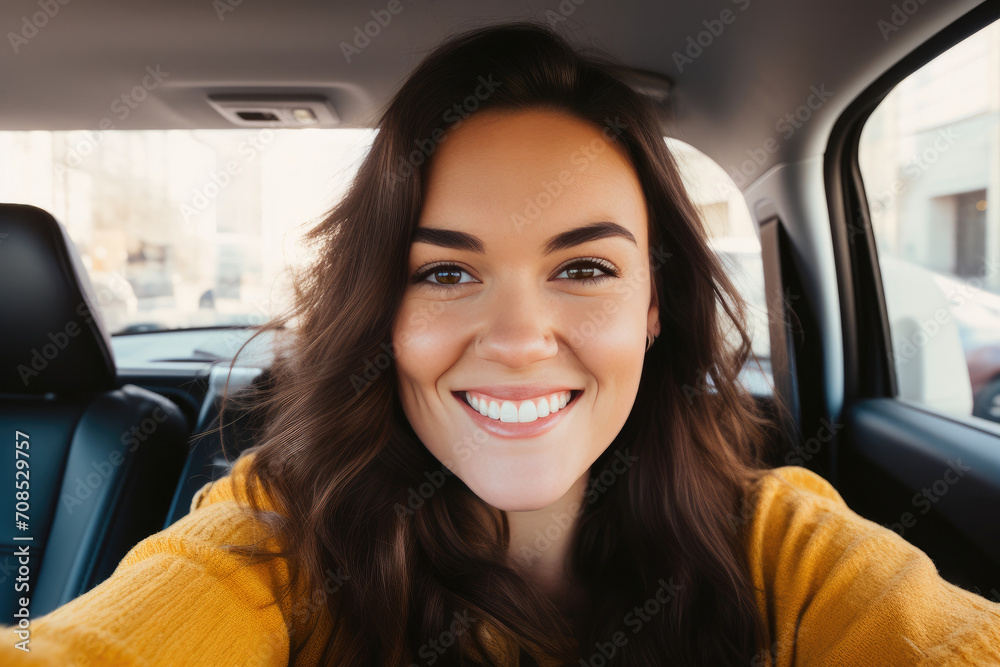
[417,109,648,244]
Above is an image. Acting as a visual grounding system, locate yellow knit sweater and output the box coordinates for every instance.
[2,453,999,666]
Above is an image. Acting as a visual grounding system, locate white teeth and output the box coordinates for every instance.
[463,390,574,423]
[500,402,518,422]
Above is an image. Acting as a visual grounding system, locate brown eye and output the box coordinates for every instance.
[555,258,619,283]
[565,266,597,280]
[433,269,463,285]
[411,263,478,289]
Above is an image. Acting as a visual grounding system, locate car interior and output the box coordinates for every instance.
[0,0,998,622]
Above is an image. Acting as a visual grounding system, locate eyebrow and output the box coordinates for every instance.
[411,221,637,255]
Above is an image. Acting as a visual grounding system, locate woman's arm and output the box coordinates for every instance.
[745,466,1000,667]
[0,466,307,666]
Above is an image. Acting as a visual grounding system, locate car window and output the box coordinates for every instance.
[858,18,1000,424]
[667,138,772,396]
[0,128,373,334]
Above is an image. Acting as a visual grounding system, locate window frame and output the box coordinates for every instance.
[825,0,1000,425]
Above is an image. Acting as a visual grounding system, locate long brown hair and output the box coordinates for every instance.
[219,21,786,666]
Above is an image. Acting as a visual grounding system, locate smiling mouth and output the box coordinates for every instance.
[452,389,583,423]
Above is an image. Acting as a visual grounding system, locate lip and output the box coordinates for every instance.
[452,389,582,439]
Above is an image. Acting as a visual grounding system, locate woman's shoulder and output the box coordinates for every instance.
[747,464,843,506]
[189,449,266,513]
[745,464,920,572]
[121,450,281,574]
[741,465,851,533]
[741,465,1000,666]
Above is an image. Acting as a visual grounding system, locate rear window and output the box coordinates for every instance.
[0,128,372,333]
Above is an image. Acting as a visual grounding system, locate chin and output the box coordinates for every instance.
[482,495,557,513]
[463,466,576,513]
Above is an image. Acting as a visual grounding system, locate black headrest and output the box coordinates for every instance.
[0,204,116,394]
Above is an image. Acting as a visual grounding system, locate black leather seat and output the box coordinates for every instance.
[163,363,269,528]
[0,203,190,618]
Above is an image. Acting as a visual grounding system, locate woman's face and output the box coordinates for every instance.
[393,108,659,512]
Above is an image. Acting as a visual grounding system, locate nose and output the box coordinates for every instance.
[474,278,560,368]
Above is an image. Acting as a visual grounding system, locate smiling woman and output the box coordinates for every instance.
[3,18,1000,667]
[393,108,660,620]
[221,23,787,663]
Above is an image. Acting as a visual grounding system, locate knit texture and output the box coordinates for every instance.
[2,453,998,665]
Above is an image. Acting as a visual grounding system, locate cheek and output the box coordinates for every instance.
[393,297,497,479]
[393,297,469,379]
[392,296,470,435]
[564,290,648,368]
[563,290,649,438]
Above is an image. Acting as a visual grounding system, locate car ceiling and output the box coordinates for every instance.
[0,0,987,188]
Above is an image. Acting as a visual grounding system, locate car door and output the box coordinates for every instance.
[826,2,1000,598]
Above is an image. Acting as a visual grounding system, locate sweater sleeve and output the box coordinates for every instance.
[0,453,316,666]
[745,465,1000,667]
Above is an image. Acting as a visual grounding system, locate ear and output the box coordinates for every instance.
[647,274,661,337]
